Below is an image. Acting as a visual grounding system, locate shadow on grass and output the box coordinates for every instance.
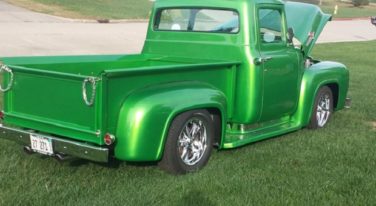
[67,157,158,169]
[178,190,216,206]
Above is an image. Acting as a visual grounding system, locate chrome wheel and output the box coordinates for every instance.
[308,86,333,129]
[316,93,331,127]
[178,118,208,166]
[159,110,214,174]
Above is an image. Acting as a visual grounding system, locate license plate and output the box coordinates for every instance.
[30,134,54,155]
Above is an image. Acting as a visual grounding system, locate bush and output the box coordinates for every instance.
[352,0,370,6]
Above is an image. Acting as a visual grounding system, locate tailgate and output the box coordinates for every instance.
[2,65,105,145]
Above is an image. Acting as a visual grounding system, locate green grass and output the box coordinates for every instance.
[7,0,376,19]
[0,41,376,205]
[6,0,153,19]
[321,2,376,18]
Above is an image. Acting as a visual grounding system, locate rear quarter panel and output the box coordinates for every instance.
[114,82,227,161]
[104,63,237,161]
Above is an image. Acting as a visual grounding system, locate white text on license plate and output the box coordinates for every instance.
[30,134,54,155]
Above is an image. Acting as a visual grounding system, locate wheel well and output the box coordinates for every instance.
[207,108,222,148]
[326,83,339,109]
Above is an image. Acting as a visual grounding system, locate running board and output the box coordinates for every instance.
[223,121,301,149]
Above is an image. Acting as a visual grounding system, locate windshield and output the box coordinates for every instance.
[154,8,239,34]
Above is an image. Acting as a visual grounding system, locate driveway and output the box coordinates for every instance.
[319,19,376,43]
[0,1,147,57]
[0,0,375,57]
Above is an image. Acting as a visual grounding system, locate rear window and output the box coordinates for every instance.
[154,8,239,34]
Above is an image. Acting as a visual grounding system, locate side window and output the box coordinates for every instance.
[258,9,283,44]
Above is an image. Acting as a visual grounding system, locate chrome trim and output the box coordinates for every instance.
[104,133,116,146]
[82,77,100,107]
[0,124,109,162]
[345,97,351,109]
[254,56,273,65]
[0,65,14,92]
[178,118,208,166]
[316,94,331,127]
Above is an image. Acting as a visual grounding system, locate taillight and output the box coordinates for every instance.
[0,111,4,120]
[104,133,115,145]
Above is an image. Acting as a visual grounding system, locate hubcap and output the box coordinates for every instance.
[178,118,208,166]
[316,94,331,127]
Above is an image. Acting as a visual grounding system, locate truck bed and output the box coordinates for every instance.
[2,54,239,145]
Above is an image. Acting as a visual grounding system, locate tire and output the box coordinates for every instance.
[159,110,214,174]
[308,86,334,129]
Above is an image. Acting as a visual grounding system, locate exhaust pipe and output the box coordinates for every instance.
[23,146,34,155]
[23,146,67,161]
[55,153,67,162]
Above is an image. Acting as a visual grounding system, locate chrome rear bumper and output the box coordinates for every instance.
[0,124,109,162]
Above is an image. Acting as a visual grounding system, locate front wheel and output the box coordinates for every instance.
[308,86,333,129]
[159,110,214,174]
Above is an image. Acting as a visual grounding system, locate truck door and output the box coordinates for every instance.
[256,6,300,122]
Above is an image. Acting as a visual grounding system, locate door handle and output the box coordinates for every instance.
[254,56,273,65]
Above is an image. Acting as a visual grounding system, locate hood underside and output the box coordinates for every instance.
[285,1,332,56]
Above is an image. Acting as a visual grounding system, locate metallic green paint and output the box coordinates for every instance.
[292,61,349,126]
[256,3,303,121]
[224,117,301,148]
[114,82,227,161]
[0,0,349,163]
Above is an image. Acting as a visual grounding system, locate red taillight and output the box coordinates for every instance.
[104,133,115,145]
[0,111,4,120]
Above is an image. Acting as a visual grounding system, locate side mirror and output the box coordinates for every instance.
[287,27,295,45]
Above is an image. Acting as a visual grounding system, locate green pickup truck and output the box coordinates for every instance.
[0,0,349,174]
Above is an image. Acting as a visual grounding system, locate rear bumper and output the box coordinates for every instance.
[0,124,109,162]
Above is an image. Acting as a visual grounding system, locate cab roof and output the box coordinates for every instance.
[154,0,285,9]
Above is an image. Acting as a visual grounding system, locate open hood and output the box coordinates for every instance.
[285,1,332,56]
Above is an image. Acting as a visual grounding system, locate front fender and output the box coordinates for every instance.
[293,61,349,126]
[114,82,227,161]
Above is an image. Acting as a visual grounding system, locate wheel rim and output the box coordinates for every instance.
[178,118,208,166]
[316,93,331,127]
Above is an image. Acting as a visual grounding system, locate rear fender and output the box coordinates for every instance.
[293,61,349,126]
[114,82,227,161]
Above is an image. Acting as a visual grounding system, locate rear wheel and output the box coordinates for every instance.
[159,110,214,174]
[308,86,333,129]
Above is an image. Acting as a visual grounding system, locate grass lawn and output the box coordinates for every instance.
[5,0,153,19]
[321,1,376,18]
[0,41,375,205]
[6,0,376,19]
